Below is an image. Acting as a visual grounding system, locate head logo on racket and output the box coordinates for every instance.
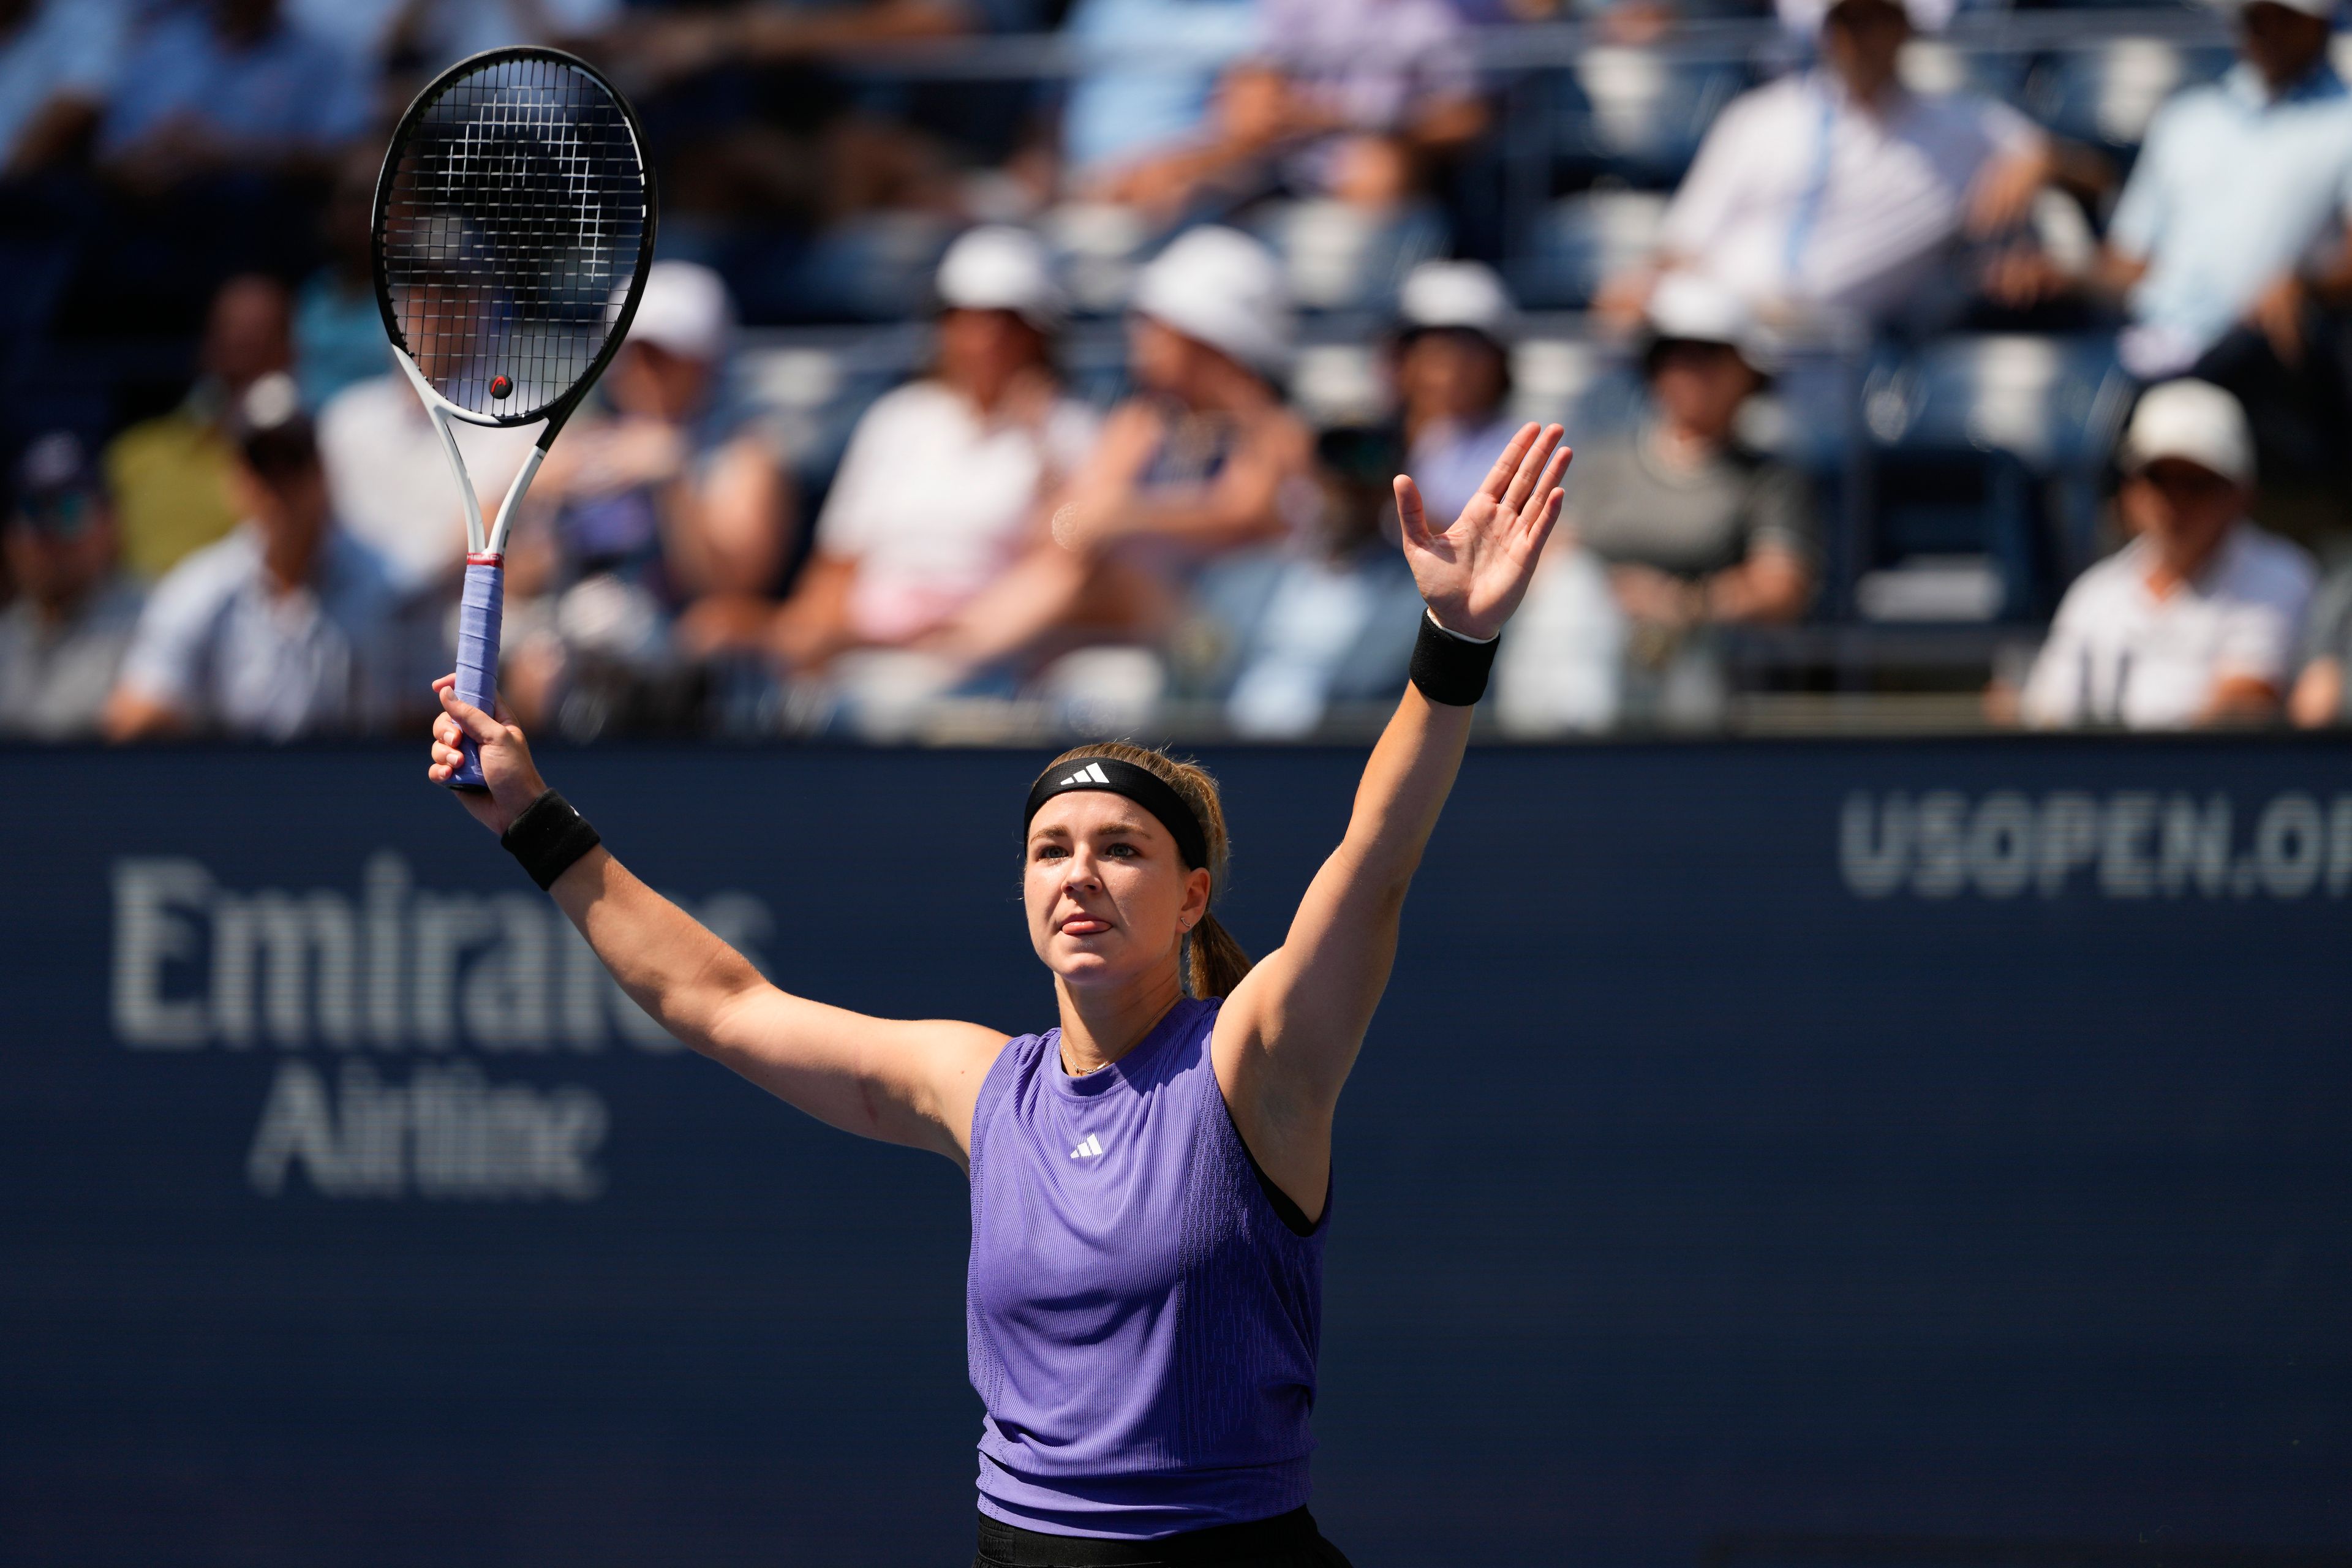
[372,47,657,791]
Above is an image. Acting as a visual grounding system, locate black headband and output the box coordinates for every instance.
[1023,756,1209,872]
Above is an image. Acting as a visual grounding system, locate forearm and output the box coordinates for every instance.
[548,846,767,1054]
[1702,552,1811,624]
[2201,675,2281,728]
[1330,687,1472,916]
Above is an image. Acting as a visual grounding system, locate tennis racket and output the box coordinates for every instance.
[372,45,657,790]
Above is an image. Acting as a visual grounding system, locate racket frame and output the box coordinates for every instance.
[370,45,658,790]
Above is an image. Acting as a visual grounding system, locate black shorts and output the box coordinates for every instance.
[974,1507,1354,1568]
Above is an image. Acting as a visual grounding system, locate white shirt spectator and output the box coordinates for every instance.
[317,372,541,592]
[2021,524,2315,730]
[116,524,404,739]
[816,380,1099,644]
[1659,70,2041,324]
[2108,62,2352,378]
[0,0,124,168]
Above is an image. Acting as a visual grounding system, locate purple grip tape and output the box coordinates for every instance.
[448,556,504,791]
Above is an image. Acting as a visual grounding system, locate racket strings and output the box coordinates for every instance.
[378,53,649,421]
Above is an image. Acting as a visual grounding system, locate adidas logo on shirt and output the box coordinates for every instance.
[1069,1133,1104,1160]
[1057,763,1112,788]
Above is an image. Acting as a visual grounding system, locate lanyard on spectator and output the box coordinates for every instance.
[1782,81,1841,290]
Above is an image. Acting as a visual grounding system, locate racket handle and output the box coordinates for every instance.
[448,554,505,792]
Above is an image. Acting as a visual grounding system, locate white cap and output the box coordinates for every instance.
[622,260,734,363]
[1131,226,1293,380]
[1398,260,1514,340]
[937,225,1065,331]
[2119,378,2256,488]
[1644,271,1777,374]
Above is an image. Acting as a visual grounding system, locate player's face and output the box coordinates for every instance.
[1025,792,1211,991]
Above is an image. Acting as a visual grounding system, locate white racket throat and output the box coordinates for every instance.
[392,345,548,559]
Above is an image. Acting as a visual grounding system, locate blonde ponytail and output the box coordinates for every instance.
[1039,741,1253,999]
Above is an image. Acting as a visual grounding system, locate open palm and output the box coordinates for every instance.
[1395,422,1571,642]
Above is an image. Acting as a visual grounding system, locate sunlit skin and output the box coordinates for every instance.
[1025,794,1212,1068]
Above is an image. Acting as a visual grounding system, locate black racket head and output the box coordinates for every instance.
[372,46,657,428]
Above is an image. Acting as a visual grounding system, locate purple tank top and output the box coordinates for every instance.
[966,998,1327,1537]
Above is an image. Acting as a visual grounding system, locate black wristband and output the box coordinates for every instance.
[1408,610,1499,706]
[500,789,602,891]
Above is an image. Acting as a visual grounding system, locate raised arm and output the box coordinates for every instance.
[428,678,1006,1169]
[1213,424,1569,1219]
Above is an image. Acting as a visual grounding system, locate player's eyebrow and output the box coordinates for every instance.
[1028,819,1156,842]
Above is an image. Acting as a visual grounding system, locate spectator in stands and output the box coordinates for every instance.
[709,227,1096,691]
[105,273,293,581]
[1091,0,1487,224]
[1392,260,1523,522]
[1207,424,1428,737]
[2016,379,2313,730]
[1597,0,2055,333]
[2289,560,2352,726]
[0,433,143,739]
[502,262,796,731]
[931,225,1314,678]
[98,0,368,187]
[0,0,124,176]
[2029,0,2352,507]
[1060,0,1264,196]
[104,374,405,741]
[1568,274,1816,725]
[317,353,540,596]
[637,0,1006,77]
[635,0,1047,296]
[295,149,394,413]
[1375,260,1624,734]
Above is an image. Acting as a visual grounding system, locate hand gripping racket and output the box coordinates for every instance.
[372,46,657,789]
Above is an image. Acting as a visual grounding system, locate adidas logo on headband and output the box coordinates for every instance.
[1023,755,1210,872]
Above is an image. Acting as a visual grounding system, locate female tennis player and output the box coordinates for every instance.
[427,422,1571,1566]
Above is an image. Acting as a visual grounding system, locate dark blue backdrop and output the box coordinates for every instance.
[2,738,2348,1567]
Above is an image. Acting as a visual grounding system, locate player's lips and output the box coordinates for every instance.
[1058,913,1114,935]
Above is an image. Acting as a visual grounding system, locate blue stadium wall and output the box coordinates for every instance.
[2,739,2347,1567]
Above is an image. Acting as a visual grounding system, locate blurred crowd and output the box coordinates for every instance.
[6,0,2352,744]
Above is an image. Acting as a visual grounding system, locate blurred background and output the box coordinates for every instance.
[3,2,2351,1565]
[11,0,2352,744]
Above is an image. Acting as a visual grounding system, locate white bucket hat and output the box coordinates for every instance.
[1398,260,1515,341]
[937,225,1066,333]
[621,260,735,363]
[1130,226,1294,381]
[2119,378,2255,488]
[1643,271,1779,375]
